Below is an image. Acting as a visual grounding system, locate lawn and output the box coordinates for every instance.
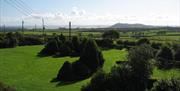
[0,45,180,91]
[0,45,126,91]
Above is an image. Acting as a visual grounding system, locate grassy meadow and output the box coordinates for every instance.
[0,45,180,91]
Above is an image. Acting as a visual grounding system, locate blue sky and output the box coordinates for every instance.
[0,0,179,26]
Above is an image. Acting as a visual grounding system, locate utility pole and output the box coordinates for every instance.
[22,20,24,34]
[42,18,45,35]
[34,24,36,32]
[42,18,45,43]
[3,24,5,34]
[69,21,71,40]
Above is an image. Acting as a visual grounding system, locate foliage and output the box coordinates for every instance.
[128,44,154,80]
[156,45,173,69]
[39,35,83,57]
[56,39,105,82]
[151,42,162,49]
[150,78,180,91]
[56,61,74,81]
[39,39,59,56]
[82,45,154,91]
[0,82,16,91]
[19,36,43,46]
[79,39,105,72]
[102,30,119,40]
[137,38,150,45]
[95,39,114,48]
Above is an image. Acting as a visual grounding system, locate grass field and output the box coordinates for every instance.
[0,45,180,91]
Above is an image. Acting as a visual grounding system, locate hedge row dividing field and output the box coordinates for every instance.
[0,45,180,91]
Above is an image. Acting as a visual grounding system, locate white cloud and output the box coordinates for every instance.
[3,7,179,26]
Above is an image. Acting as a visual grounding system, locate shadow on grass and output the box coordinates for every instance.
[50,78,87,87]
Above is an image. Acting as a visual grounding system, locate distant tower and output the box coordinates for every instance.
[34,24,36,32]
[3,24,5,34]
[42,18,45,35]
[22,20,24,34]
[69,21,71,40]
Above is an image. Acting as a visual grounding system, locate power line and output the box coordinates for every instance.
[10,0,32,15]
[4,0,29,16]
[19,0,34,13]
[14,0,33,14]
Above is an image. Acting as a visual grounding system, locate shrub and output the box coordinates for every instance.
[174,48,180,61]
[58,40,72,56]
[56,39,105,82]
[95,39,114,48]
[82,45,154,91]
[80,39,105,72]
[71,36,81,56]
[56,61,74,81]
[156,45,173,69]
[0,82,16,91]
[19,37,43,46]
[102,30,119,40]
[137,38,150,45]
[58,33,66,43]
[128,45,154,86]
[117,40,136,48]
[150,78,180,91]
[151,42,162,49]
[3,32,18,48]
[72,61,91,80]
[39,39,59,56]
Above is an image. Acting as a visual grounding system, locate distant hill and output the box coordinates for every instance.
[110,23,156,28]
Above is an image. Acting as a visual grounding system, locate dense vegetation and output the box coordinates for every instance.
[82,44,155,91]
[0,32,43,48]
[56,39,104,82]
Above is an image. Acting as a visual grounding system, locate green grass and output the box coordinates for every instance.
[0,45,126,91]
[0,45,180,91]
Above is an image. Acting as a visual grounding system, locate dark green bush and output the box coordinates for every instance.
[19,37,43,46]
[150,78,180,91]
[0,82,16,91]
[82,45,154,91]
[95,39,114,48]
[137,38,150,45]
[174,48,180,61]
[39,39,59,56]
[156,45,173,69]
[102,30,119,40]
[56,61,74,81]
[56,39,105,82]
[151,42,162,49]
[80,39,105,72]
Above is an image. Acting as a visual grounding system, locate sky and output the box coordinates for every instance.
[0,0,180,26]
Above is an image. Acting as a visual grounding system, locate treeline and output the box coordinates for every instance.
[0,32,43,48]
[38,34,85,57]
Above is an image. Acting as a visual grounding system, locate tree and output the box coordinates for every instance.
[128,44,154,90]
[137,38,150,45]
[56,61,74,81]
[156,45,173,68]
[150,78,180,91]
[81,45,155,91]
[102,30,119,40]
[39,39,59,56]
[79,39,105,72]
[4,32,18,48]
[174,48,180,61]
[71,36,81,56]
